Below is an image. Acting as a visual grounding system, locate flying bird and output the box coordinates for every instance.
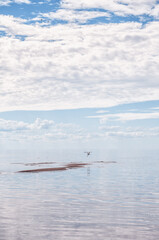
[84,152,92,157]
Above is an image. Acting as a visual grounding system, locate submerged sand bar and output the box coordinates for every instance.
[16,161,116,173]
[18,167,68,173]
[17,162,90,173]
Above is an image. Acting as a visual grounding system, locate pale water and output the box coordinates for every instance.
[0,149,159,240]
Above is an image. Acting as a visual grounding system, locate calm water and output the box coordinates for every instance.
[0,149,159,240]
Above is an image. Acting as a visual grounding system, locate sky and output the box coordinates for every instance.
[0,0,159,152]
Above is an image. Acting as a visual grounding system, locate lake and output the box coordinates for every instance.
[0,149,159,240]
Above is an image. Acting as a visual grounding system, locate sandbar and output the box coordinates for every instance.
[18,167,67,173]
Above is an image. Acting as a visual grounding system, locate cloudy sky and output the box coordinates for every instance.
[0,0,159,151]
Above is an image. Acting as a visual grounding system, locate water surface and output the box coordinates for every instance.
[0,149,159,240]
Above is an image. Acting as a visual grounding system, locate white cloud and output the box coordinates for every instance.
[0,0,31,5]
[0,118,29,131]
[0,117,159,142]
[14,0,31,3]
[87,112,159,122]
[96,110,109,114]
[0,15,159,111]
[0,118,56,132]
[0,118,87,141]
[99,125,159,138]
[41,9,110,23]
[61,0,158,17]
[0,0,11,5]
[151,4,159,18]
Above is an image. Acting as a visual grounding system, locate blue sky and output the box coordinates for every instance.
[0,0,159,151]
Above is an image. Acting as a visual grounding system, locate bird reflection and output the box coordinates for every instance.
[87,167,90,176]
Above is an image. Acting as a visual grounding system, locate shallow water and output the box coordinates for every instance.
[0,149,159,240]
